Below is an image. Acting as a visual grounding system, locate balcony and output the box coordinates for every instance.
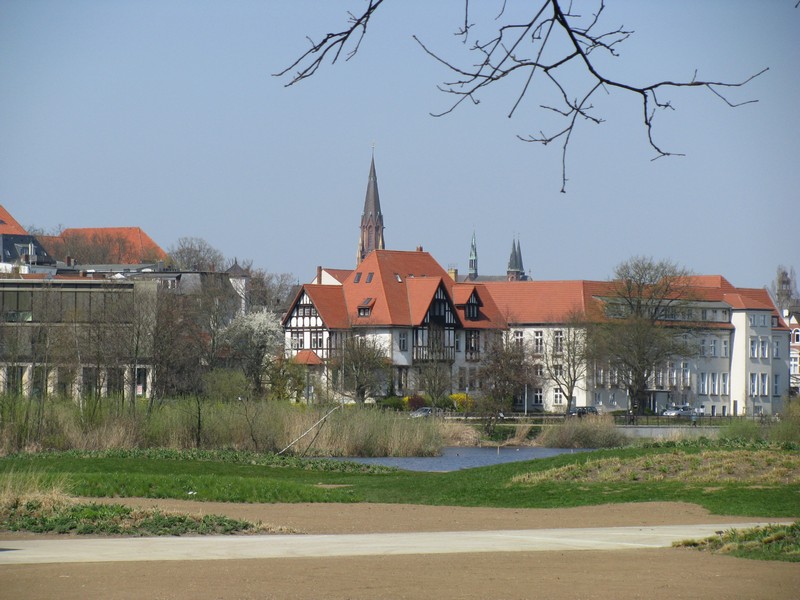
[413,346,455,362]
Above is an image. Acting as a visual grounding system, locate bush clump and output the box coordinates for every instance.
[535,415,629,449]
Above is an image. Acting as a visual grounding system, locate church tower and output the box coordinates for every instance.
[507,238,528,281]
[357,155,385,264]
[468,231,478,281]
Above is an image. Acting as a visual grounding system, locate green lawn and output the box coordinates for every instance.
[2,445,798,517]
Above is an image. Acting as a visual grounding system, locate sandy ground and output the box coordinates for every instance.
[2,500,798,599]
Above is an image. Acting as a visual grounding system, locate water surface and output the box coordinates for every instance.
[335,446,588,472]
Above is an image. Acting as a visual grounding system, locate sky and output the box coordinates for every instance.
[1,1,797,289]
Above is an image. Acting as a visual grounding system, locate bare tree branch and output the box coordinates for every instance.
[276,0,766,191]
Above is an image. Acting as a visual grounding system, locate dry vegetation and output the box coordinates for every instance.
[512,450,800,485]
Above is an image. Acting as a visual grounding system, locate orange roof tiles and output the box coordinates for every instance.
[289,250,786,334]
[480,280,611,324]
[0,205,29,235]
[40,227,167,264]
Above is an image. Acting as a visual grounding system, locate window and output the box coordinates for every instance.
[365,272,374,283]
[668,362,677,387]
[291,331,304,350]
[533,388,543,404]
[681,362,690,388]
[311,331,324,349]
[514,330,524,348]
[722,339,729,358]
[553,389,564,404]
[358,307,371,317]
[709,339,717,357]
[761,314,768,326]
[749,373,758,396]
[398,331,408,352]
[749,314,755,326]
[721,372,729,395]
[698,372,708,395]
[761,373,768,396]
[553,330,564,353]
[773,373,780,396]
[773,340,780,358]
[793,329,800,344]
[533,330,543,354]
[535,364,544,378]
[353,272,362,283]
[760,338,769,359]
[710,372,719,395]
[700,339,707,356]
[792,356,799,375]
[750,338,758,358]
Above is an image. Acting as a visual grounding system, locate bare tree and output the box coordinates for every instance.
[770,265,799,315]
[590,256,698,415]
[330,334,389,404]
[478,331,538,433]
[541,310,589,414]
[168,237,225,272]
[277,0,765,191]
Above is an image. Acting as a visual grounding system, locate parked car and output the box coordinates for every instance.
[662,405,695,417]
[567,406,599,417]
[409,407,433,418]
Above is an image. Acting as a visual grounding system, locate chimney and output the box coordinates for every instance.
[416,245,424,252]
[316,265,322,284]
[447,266,458,281]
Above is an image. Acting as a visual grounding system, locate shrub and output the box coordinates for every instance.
[768,400,800,444]
[404,395,426,411]
[449,393,475,413]
[720,418,764,442]
[378,396,405,411]
[535,416,629,449]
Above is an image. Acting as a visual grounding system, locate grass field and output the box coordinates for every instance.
[1,442,798,516]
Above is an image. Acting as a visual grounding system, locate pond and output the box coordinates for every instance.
[333,446,589,472]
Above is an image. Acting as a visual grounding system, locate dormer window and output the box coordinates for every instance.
[358,297,375,317]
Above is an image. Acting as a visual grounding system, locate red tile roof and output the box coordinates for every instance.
[480,280,611,324]
[0,205,29,235]
[40,227,167,263]
[292,349,324,365]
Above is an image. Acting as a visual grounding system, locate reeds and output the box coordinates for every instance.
[0,394,443,457]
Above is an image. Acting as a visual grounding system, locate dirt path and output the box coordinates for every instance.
[2,500,798,599]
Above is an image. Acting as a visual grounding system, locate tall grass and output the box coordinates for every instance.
[0,394,442,457]
[535,415,629,448]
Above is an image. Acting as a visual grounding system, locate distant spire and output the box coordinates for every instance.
[468,231,478,280]
[507,237,527,281]
[357,154,386,263]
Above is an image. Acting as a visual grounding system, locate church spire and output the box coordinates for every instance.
[507,237,527,281]
[357,154,385,264]
[468,231,478,280]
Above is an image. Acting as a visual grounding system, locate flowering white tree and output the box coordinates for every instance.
[223,309,284,395]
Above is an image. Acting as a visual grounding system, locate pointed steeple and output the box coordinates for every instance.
[357,154,386,263]
[507,237,527,281]
[468,231,478,280]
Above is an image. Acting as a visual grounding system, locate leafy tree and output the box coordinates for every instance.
[590,256,698,415]
[278,0,764,191]
[222,308,284,395]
